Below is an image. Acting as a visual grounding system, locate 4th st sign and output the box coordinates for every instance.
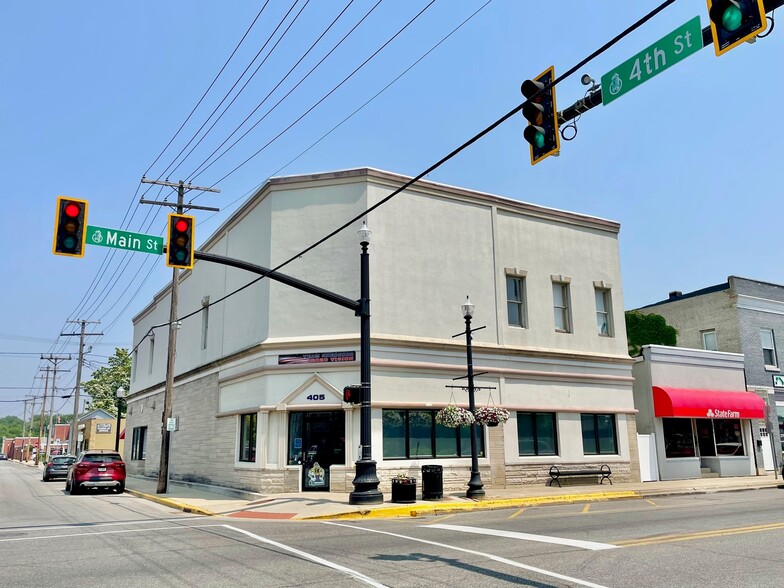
[86,225,163,255]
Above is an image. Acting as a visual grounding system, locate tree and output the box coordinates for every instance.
[0,415,25,439]
[625,311,678,356]
[83,348,131,415]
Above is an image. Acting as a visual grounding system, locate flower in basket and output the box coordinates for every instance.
[473,406,510,427]
[436,405,475,428]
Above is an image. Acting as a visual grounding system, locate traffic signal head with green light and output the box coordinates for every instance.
[343,385,362,404]
[53,196,88,257]
[707,0,767,56]
[521,66,559,166]
[166,213,195,269]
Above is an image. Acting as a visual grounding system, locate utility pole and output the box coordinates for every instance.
[41,356,70,460]
[36,370,50,464]
[20,396,34,462]
[141,177,219,494]
[63,320,102,455]
[24,396,38,462]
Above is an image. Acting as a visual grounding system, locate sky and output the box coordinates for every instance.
[2,0,783,420]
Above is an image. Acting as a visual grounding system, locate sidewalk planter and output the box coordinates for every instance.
[391,477,417,503]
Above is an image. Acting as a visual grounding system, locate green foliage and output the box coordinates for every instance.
[83,348,131,415]
[0,415,25,439]
[625,311,678,356]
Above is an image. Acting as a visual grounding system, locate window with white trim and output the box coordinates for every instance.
[761,328,778,369]
[552,282,571,333]
[148,335,155,374]
[506,275,526,328]
[594,288,612,336]
[701,329,717,351]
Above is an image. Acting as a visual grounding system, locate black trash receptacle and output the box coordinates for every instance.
[421,465,443,500]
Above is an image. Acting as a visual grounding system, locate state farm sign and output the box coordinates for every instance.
[706,408,740,419]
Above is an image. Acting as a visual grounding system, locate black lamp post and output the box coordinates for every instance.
[461,296,485,499]
[349,222,383,505]
[115,387,125,452]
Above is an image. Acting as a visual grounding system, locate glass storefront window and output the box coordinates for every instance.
[714,419,744,456]
[409,411,434,457]
[382,409,484,459]
[663,418,696,458]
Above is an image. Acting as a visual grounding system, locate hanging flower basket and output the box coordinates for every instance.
[473,406,510,427]
[436,405,475,428]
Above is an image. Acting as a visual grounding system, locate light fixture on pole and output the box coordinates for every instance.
[115,387,125,452]
[461,295,485,499]
[349,221,383,505]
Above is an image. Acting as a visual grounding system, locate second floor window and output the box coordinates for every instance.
[595,288,612,336]
[506,275,526,327]
[701,330,717,351]
[552,282,571,333]
[761,328,778,369]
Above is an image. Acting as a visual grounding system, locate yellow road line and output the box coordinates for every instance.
[508,508,525,519]
[615,521,784,547]
[645,499,658,507]
[582,504,591,513]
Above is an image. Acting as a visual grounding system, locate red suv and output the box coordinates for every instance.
[66,450,126,494]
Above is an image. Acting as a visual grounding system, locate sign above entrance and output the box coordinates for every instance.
[278,351,356,365]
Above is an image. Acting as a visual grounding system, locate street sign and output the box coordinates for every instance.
[601,16,702,106]
[86,225,163,255]
[773,375,784,388]
[166,417,178,432]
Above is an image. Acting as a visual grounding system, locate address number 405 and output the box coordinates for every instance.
[306,394,325,401]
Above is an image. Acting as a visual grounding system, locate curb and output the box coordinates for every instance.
[303,490,642,520]
[125,489,217,516]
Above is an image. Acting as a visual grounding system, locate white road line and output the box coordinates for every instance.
[222,524,388,588]
[0,524,224,543]
[427,523,618,551]
[0,516,205,535]
[323,521,611,588]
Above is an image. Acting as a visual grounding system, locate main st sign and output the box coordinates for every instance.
[86,225,163,255]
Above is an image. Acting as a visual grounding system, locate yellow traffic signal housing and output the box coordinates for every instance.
[707,0,767,56]
[521,66,560,166]
[53,196,89,258]
[166,213,195,269]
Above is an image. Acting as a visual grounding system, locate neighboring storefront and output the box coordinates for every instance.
[633,345,764,480]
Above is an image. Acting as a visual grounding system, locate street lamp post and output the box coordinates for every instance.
[349,222,383,505]
[115,387,125,452]
[461,296,485,499]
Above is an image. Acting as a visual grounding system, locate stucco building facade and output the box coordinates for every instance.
[125,168,638,495]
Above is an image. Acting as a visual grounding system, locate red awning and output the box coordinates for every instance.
[652,386,765,419]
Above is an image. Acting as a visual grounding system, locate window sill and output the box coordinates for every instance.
[764,365,780,372]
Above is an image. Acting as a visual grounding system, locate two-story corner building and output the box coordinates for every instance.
[632,276,784,472]
[125,168,638,495]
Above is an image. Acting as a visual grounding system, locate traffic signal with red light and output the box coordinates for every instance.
[53,196,89,257]
[166,213,195,269]
[521,66,560,166]
[707,0,767,56]
[343,385,362,404]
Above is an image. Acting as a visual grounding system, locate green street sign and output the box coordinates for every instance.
[601,16,702,105]
[86,225,163,255]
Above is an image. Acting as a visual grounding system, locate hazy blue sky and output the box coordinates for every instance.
[2,1,782,419]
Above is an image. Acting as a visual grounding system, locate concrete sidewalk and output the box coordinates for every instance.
[125,473,784,521]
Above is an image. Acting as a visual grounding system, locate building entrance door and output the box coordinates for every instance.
[288,411,345,491]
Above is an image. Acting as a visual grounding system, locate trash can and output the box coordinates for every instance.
[421,465,443,500]
[391,477,417,503]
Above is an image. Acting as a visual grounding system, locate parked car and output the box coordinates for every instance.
[43,455,76,481]
[0,452,8,460]
[66,450,126,494]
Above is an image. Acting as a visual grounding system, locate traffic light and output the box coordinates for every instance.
[53,196,88,257]
[521,65,559,166]
[166,213,195,269]
[343,385,362,404]
[707,0,767,56]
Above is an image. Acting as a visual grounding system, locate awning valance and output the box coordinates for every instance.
[652,386,765,419]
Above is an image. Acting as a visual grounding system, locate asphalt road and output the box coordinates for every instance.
[3,460,784,587]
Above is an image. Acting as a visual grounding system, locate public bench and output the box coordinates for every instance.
[547,464,612,487]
